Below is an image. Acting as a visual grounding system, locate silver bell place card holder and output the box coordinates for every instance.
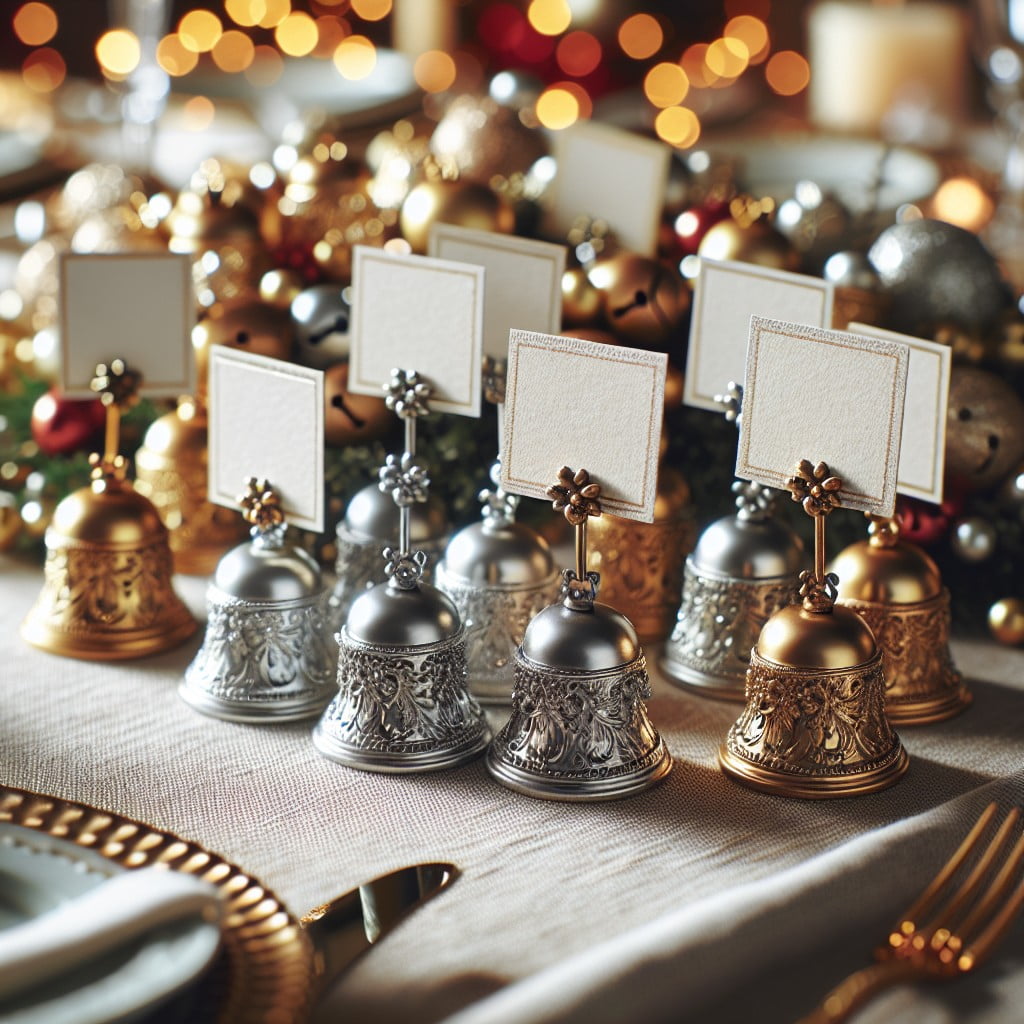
[313,245,490,771]
[181,347,336,722]
[486,330,673,801]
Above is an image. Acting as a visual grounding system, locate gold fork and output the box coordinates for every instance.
[798,803,1024,1024]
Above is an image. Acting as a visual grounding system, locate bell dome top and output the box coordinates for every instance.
[756,603,877,670]
[520,602,640,672]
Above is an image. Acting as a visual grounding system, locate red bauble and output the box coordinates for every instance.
[30,388,107,456]
[895,492,964,548]
[671,199,731,257]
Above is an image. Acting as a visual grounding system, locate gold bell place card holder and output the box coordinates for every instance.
[314,246,490,772]
[487,330,673,801]
[719,317,911,798]
[22,253,197,659]
[429,223,568,705]
[180,347,336,722]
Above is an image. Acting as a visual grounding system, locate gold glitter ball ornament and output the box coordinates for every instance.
[399,180,514,254]
[989,598,1024,646]
[698,215,799,272]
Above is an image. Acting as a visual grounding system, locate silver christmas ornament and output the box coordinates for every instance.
[181,480,335,723]
[290,283,351,369]
[951,516,998,562]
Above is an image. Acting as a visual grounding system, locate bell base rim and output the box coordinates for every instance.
[659,657,746,702]
[485,743,673,802]
[178,682,334,723]
[718,743,909,798]
[20,612,197,661]
[886,681,973,726]
[311,723,490,774]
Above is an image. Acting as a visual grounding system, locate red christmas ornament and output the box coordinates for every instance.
[895,492,965,548]
[672,199,731,257]
[30,388,107,456]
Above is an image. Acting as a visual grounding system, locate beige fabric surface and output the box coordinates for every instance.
[2,555,1023,1024]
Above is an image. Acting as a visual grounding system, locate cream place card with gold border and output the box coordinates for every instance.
[736,317,909,517]
[60,252,194,398]
[501,330,666,523]
[684,258,834,412]
[208,347,325,532]
[849,322,951,504]
[348,246,484,417]
[428,224,566,360]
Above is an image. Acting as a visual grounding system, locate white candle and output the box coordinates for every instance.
[391,0,456,56]
[807,1,967,137]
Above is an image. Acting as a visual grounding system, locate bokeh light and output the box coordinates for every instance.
[258,0,292,30]
[225,0,262,28]
[21,47,64,92]
[765,50,809,95]
[556,31,601,77]
[618,13,662,60]
[246,44,284,85]
[157,34,199,76]
[529,0,572,36]
[644,62,688,108]
[655,106,700,148]
[725,15,769,65]
[536,86,579,130]
[178,10,222,53]
[13,3,57,46]
[931,176,995,234]
[276,11,318,56]
[351,0,392,20]
[333,35,377,80]
[96,29,141,78]
[183,96,216,131]
[681,44,717,88]
[414,50,457,92]
[212,29,255,72]
[313,16,349,56]
[706,37,749,81]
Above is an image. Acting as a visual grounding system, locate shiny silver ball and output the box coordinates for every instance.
[868,219,1009,335]
[290,284,350,370]
[951,516,998,562]
[823,250,881,292]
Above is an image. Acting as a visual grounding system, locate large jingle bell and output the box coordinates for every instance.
[181,479,336,723]
[831,516,970,724]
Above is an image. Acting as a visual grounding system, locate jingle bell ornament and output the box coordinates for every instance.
[488,468,673,801]
[21,362,196,660]
[181,479,336,723]
[720,461,908,798]
[315,371,490,771]
[831,516,970,725]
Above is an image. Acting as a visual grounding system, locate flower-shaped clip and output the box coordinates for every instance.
[785,460,842,518]
[383,547,427,590]
[547,466,602,527]
[732,479,775,521]
[379,452,429,507]
[867,513,900,548]
[385,369,432,419]
[799,568,839,613]
[714,381,743,427]
[238,477,285,535]
[479,460,518,526]
[561,568,600,610]
[90,359,142,410]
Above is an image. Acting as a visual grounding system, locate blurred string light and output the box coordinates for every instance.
[276,11,318,56]
[13,2,57,46]
[178,10,222,53]
[96,29,141,80]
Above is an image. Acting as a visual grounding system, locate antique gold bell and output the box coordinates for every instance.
[831,516,971,725]
[720,461,908,798]
[21,361,196,659]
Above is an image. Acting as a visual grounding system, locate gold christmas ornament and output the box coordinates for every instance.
[989,597,1024,646]
[323,362,393,448]
[259,268,305,309]
[720,462,908,798]
[21,363,196,660]
[560,266,603,326]
[832,516,971,725]
[697,197,799,272]
[399,179,515,254]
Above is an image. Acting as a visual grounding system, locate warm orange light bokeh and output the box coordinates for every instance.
[183,96,216,131]
[246,44,285,85]
[258,0,292,30]
[351,0,393,20]
[157,33,200,76]
[96,29,141,77]
[212,29,256,72]
[13,3,58,46]
[313,15,349,56]
[618,13,662,60]
[557,31,602,78]
[766,50,809,95]
[706,37,749,81]
[178,10,222,53]
[655,106,700,148]
[681,44,717,88]
[644,62,688,108]
[536,86,579,130]
[725,15,769,65]
[225,0,262,29]
[414,50,457,93]
[276,11,318,56]
[931,176,995,234]
[21,47,64,92]
[333,35,377,80]
[529,0,572,37]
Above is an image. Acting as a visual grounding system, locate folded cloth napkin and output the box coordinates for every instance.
[0,867,222,1005]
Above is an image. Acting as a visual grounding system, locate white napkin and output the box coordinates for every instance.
[0,867,222,1005]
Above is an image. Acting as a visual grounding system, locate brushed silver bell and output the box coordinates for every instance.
[662,481,803,701]
[436,467,560,704]
[329,482,450,628]
[181,520,336,723]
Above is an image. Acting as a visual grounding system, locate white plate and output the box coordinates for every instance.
[0,824,221,1024]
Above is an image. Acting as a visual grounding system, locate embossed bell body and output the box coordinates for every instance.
[831,519,971,725]
[329,482,449,629]
[21,472,196,660]
[181,521,336,723]
[662,483,804,701]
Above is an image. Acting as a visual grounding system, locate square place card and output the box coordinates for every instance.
[428,224,565,361]
[546,121,670,258]
[736,317,909,517]
[208,347,325,532]
[501,330,666,523]
[349,246,484,417]
[684,258,834,412]
[60,252,194,398]
[850,322,951,504]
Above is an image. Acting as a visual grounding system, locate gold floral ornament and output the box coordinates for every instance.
[385,369,432,419]
[867,513,901,548]
[238,477,285,535]
[798,567,840,613]
[90,359,142,410]
[785,459,842,518]
[547,466,602,526]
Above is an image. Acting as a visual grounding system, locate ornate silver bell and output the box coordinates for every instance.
[662,479,803,700]
[314,369,490,772]
[181,480,336,723]
[436,463,559,704]
[487,467,672,801]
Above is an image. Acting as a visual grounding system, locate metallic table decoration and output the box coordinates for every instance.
[436,359,560,704]
[720,461,909,798]
[663,383,804,700]
[21,360,196,660]
[181,478,336,723]
[314,370,490,772]
[487,467,673,801]
[831,515,971,725]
